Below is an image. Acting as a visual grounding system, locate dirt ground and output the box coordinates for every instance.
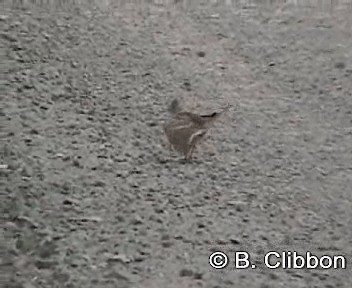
[1,1,352,287]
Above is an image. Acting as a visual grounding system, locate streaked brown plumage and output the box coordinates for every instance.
[164,101,232,160]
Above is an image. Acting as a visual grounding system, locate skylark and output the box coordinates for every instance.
[164,99,232,160]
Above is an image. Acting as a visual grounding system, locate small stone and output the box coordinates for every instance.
[52,271,70,284]
[227,200,246,212]
[62,198,79,206]
[193,272,203,279]
[162,241,173,248]
[35,259,57,269]
[42,32,50,39]
[72,159,81,167]
[197,51,206,57]
[147,122,157,127]
[179,268,193,277]
[161,234,170,241]
[2,32,16,42]
[334,62,345,69]
[216,62,226,69]
[38,240,57,259]
[29,129,39,135]
[71,61,79,68]
[23,137,32,144]
[229,238,241,245]
[0,164,9,169]
[15,215,39,228]
[107,253,132,264]
[0,15,9,21]
[20,166,32,177]
[154,208,164,214]
[216,239,227,245]
[39,105,49,110]
[131,214,143,225]
[54,153,65,158]
[93,180,105,187]
[182,79,191,91]
[69,216,103,223]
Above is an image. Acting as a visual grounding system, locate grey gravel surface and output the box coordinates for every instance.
[1,1,352,287]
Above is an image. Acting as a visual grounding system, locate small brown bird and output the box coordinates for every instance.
[164,100,232,160]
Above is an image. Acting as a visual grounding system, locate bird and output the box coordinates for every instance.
[164,99,232,161]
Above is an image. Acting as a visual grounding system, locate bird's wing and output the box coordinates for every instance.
[188,128,208,146]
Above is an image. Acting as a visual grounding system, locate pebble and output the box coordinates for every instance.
[197,51,206,57]
[0,15,9,21]
[179,268,194,277]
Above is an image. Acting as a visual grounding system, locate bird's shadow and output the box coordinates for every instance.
[156,157,203,165]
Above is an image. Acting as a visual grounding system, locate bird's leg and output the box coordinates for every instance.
[185,144,196,161]
[164,135,174,151]
[184,150,190,161]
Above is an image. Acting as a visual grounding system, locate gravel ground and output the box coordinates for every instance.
[1,1,352,287]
